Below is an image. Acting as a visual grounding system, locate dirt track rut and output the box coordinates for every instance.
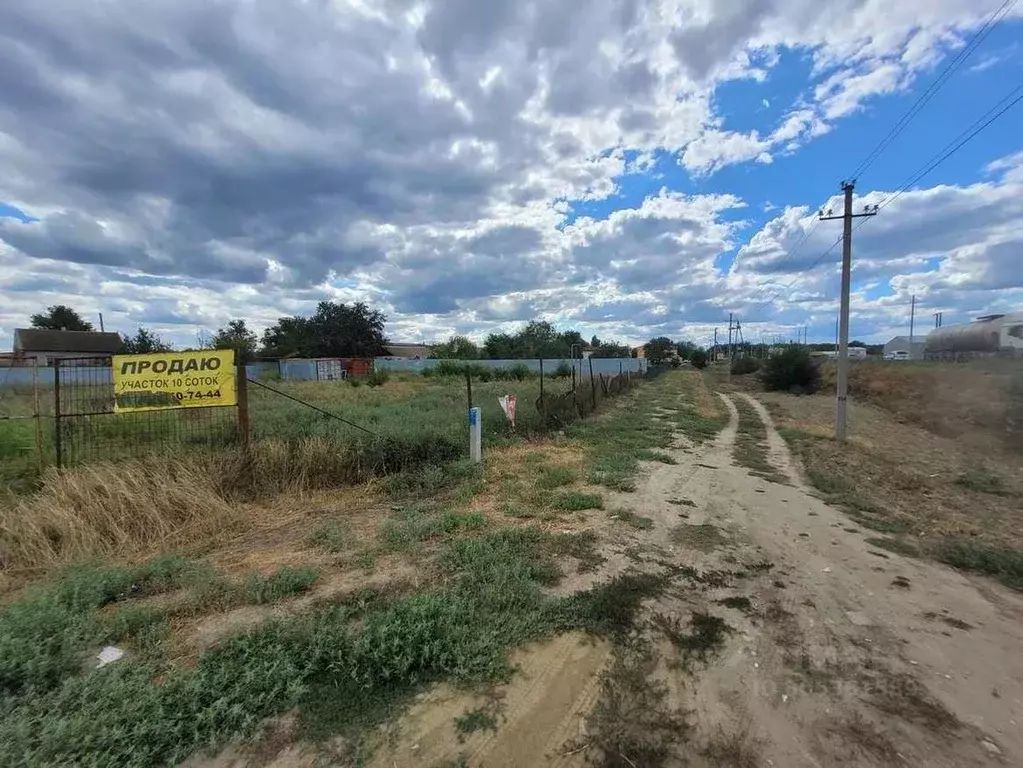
[369,389,1023,767]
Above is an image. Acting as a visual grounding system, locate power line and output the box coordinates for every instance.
[848,0,1019,182]
[873,81,1023,212]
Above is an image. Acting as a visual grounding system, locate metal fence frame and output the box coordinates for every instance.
[51,357,247,469]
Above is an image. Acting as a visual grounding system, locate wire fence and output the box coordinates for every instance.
[1,357,661,484]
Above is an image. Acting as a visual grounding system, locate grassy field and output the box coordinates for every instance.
[0,370,582,491]
[754,360,1023,590]
[0,369,690,766]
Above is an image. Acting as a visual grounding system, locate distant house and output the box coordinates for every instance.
[380,342,434,360]
[12,329,123,365]
[883,336,926,360]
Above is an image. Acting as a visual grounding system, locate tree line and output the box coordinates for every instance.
[28,304,702,364]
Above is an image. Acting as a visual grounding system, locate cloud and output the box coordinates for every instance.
[1,0,1021,349]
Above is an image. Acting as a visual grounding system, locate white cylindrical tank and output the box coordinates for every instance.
[925,317,1002,354]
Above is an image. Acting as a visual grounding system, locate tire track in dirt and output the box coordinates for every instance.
[364,384,1023,768]
[737,392,802,487]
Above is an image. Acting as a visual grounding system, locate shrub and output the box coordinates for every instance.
[552,362,573,378]
[364,369,389,387]
[507,363,532,381]
[760,347,821,393]
[689,349,709,369]
[730,356,760,375]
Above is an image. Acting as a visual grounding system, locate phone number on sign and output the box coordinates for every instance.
[173,389,222,401]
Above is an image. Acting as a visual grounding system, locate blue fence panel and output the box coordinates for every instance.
[373,358,647,375]
[0,366,114,387]
[279,359,319,381]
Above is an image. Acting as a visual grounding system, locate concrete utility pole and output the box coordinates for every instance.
[727,313,734,360]
[909,294,916,360]
[819,181,878,442]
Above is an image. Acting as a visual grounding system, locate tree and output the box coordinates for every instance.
[589,341,632,358]
[120,327,172,354]
[676,340,698,360]
[30,305,93,332]
[212,320,258,363]
[643,336,675,365]
[761,346,821,394]
[590,335,601,349]
[690,349,709,369]
[260,301,388,358]
[431,335,481,360]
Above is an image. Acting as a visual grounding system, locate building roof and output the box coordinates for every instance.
[885,336,926,346]
[13,329,123,354]
[383,342,433,358]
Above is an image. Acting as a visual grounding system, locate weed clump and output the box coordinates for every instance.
[760,346,821,394]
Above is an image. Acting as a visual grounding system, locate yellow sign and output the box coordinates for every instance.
[112,350,237,412]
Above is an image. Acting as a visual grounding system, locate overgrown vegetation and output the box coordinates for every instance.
[673,371,728,445]
[731,396,788,484]
[760,346,821,394]
[730,357,761,375]
[934,540,1023,590]
[0,530,667,766]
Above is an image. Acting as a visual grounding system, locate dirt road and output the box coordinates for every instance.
[372,390,1023,767]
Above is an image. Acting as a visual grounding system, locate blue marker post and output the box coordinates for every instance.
[468,406,482,464]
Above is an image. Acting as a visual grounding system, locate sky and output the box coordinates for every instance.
[1,0,1022,350]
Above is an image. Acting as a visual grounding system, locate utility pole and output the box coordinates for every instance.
[727,313,733,360]
[819,181,878,442]
[98,312,105,332]
[713,328,718,361]
[934,311,942,329]
[909,294,916,360]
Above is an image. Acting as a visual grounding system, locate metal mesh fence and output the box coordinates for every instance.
[53,358,239,468]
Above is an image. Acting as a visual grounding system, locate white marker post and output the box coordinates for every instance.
[469,406,482,464]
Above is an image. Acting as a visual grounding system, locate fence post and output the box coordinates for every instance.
[32,358,44,473]
[469,407,482,463]
[465,371,472,412]
[236,364,250,447]
[53,359,63,470]
[571,359,576,391]
[588,357,596,410]
[538,358,546,423]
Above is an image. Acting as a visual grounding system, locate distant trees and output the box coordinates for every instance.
[211,320,258,363]
[643,337,676,365]
[30,305,93,332]
[120,327,173,354]
[260,301,388,358]
[589,341,632,358]
[430,335,481,360]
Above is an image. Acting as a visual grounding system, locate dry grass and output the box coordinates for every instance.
[0,436,400,574]
[0,460,237,572]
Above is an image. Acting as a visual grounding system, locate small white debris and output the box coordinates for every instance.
[97,646,124,668]
[754,662,760,669]
[822,567,832,573]
[909,660,919,666]
[944,674,952,680]
[782,694,788,703]
[981,740,1001,756]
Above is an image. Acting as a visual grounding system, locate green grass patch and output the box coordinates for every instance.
[864,537,920,558]
[569,374,683,492]
[307,520,350,553]
[454,705,500,740]
[552,491,604,511]
[242,567,319,605]
[933,540,1023,590]
[0,526,667,765]
[380,505,488,552]
[954,465,1012,496]
[536,465,578,489]
[731,397,788,485]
